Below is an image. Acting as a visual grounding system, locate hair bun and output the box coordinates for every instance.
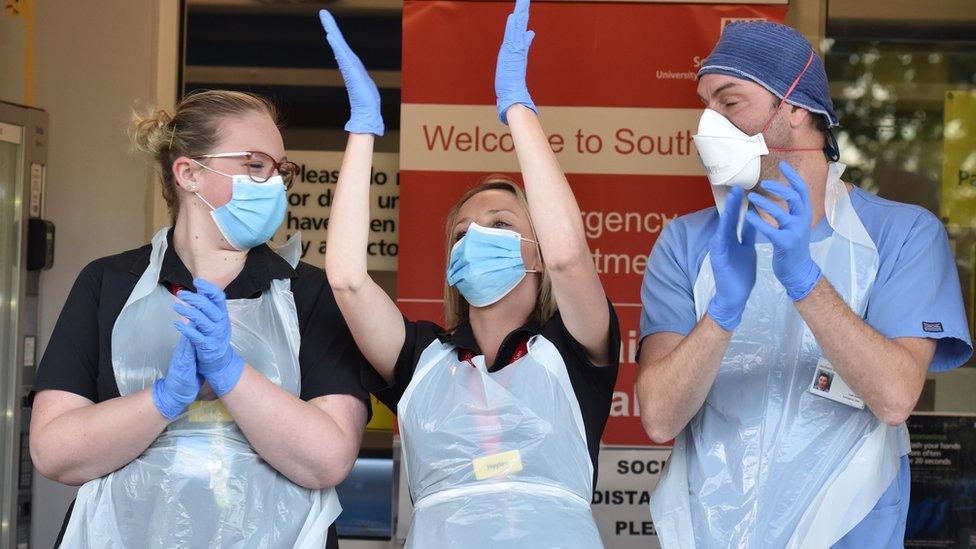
[128,108,174,159]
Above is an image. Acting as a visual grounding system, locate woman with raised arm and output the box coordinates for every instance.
[322,2,618,547]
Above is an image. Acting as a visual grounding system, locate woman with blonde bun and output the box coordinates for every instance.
[29,90,370,548]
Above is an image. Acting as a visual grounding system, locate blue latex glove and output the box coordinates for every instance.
[319,10,384,136]
[745,160,823,301]
[173,278,245,397]
[494,0,538,125]
[151,336,203,420]
[707,186,758,331]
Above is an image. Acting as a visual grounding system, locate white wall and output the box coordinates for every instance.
[30,1,163,546]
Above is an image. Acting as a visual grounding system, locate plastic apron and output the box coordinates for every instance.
[60,228,341,548]
[398,335,603,548]
[650,163,909,548]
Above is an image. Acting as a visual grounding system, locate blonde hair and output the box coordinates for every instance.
[128,90,279,222]
[443,175,557,331]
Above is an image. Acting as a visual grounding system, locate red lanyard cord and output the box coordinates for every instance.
[458,337,529,368]
[458,336,530,460]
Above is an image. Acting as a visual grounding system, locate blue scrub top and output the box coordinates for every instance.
[639,185,973,546]
[640,186,972,369]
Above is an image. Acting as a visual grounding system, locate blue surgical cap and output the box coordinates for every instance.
[698,21,838,128]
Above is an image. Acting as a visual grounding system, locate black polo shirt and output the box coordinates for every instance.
[32,229,369,548]
[364,301,620,487]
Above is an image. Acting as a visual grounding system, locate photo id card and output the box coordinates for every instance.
[809,358,865,409]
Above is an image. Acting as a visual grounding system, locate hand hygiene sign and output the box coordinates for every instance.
[271,150,399,271]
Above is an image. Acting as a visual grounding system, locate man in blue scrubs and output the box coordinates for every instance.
[636,21,972,548]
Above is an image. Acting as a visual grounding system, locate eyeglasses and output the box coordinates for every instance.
[190,151,299,190]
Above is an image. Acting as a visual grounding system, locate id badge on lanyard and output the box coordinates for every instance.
[459,338,530,481]
[809,358,865,409]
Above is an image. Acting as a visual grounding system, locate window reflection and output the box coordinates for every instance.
[826,37,976,371]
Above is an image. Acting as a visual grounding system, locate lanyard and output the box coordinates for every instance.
[167,282,188,296]
[457,336,530,459]
[458,337,529,369]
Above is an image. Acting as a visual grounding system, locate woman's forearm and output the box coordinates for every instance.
[30,388,170,485]
[325,133,375,291]
[220,366,366,489]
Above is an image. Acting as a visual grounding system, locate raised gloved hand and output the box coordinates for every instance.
[495,0,538,125]
[745,160,823,301]
[319,10,384,136]
[152,335,203,420]
[173,278,245,397]
[707,186,758,331]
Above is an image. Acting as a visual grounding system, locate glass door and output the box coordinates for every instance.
[0,121,24,548]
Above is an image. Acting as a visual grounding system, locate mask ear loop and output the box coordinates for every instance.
[517,202,545,275]
[519,235,542,274]
[513,219,545,314]
[761,50,823,153]
[194,192,217,211]
[188,158,230,211]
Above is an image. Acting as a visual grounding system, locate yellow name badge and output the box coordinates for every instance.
[472,450,523,481]
[187,400,233,423]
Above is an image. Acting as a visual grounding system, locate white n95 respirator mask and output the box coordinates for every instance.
[692,108,769,193]
[692,108,768,225]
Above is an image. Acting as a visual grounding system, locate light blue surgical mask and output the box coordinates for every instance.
[447,222,540,307]
[192,164,287,251]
